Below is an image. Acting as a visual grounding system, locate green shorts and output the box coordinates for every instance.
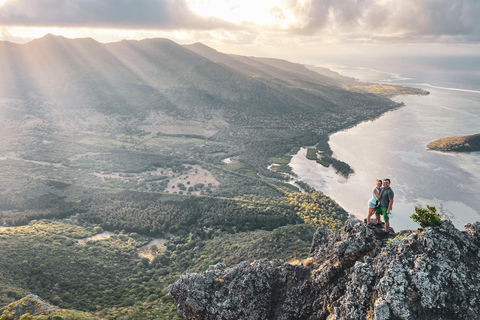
[375,207,389,223]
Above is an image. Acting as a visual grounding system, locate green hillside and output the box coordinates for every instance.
[0,220,316,319]
[0,35,428,318]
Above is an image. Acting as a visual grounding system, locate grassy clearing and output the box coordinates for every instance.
[316,159,330,167]
[222,162,259,179]
[153,124,217,138]
[275,181,300,192]
[345,83,428,97]
[78,138,134,148]
[271,155,292,165]
[211,152,228,157]
[306,148,318,160]
[289,146,301,155]
[268,154,293,173]
[144,136,204,148]
[78,138,100,146]
[107,139,135,147]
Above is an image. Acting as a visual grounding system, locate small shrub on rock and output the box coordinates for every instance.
[410,205,442,228]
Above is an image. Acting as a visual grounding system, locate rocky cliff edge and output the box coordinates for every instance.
[169,219,480,320]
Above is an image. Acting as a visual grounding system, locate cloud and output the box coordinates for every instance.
[286,0,480,42]
[0,0,234,30]
[1,0,479,44]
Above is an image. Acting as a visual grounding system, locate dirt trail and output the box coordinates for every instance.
[76,231,114,246]
[138,238,168,262]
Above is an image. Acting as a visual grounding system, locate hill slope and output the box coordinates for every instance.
[0,34,418,213]
[0,34,405,179]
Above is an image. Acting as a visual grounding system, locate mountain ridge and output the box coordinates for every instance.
[0,34,413,181]
[170,219,480,320]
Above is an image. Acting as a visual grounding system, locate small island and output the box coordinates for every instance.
[428,133,480,152]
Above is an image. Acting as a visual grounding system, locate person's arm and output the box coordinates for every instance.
[373,188,382,199]
[387,190,394,213]
[387,198,394,213]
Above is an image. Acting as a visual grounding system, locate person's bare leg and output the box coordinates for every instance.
[367,208,374,224]
[385,222,390,233]
[375,213,381,224]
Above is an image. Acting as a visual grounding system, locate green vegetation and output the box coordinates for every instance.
[410,205,443,228]
[274,181,301,193]
[386,233,408,245]
[221,161,259,179]
[0,220,316,319]
[305,145,353,177]
[306,148,319,160]
[268,153,294,174]
[0,221,154,311]
[344,83,429,98]
[0,179,346,318]
[427,133,480,152]
[0,295,102,320]
[77,191,303,236]
[316,159,330,167]
[284,191,347,230]
[0,35,428,318]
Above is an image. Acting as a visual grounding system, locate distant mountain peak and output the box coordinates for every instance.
[189,42,218,51]
[36,33,68,41]
[184,42,221,55]
[139,37,179,45]
[27,33,99,46]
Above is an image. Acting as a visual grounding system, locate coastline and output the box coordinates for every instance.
[286,84,440,228]
[310,88,427,181]
[289,85,480,231]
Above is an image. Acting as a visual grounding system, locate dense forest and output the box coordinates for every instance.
[0,220,316,319]
[1,187,347,236]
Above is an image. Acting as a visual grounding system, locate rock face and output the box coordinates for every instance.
[169,219,480,320]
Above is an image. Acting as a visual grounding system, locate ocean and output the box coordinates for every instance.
[289,55,480,230]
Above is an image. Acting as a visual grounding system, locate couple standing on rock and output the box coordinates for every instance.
[366,178,394,234]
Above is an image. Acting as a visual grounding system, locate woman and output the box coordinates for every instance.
[366,179,383,224]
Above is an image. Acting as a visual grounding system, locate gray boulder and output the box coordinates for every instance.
[170,219,480,320]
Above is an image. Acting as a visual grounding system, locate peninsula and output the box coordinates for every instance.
[428,133,480,152]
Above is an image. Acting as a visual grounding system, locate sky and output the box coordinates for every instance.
[1,0,480,62]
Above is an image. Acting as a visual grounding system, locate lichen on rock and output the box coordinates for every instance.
[170,219,480,320]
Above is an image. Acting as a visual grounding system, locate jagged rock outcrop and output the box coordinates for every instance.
[0,294,59,319]
[169,219,480,320]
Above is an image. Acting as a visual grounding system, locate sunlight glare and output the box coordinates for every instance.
[186,0,296,27]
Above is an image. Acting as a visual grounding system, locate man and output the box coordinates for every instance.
[375,178,394,234]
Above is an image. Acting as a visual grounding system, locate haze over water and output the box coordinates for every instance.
[290,55,480,230]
